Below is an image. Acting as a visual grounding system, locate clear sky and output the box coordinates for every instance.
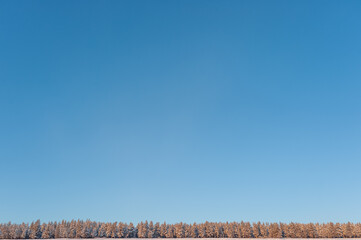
[1,0,361,224]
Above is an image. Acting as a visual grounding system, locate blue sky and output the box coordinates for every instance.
[1,0,361,224]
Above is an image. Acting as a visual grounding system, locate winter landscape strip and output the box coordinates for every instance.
[1,221,360,239]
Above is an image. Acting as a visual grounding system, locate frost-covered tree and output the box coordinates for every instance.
[223,222,234,238]
[327,222,337,238]
[137,222,148,238]
[54,224,60,239]
[153,222,160,238]
[197,223,206,238]
[21,223,30,239]
[259,222,269,238]
[97,223,106,238]
[241,221,252,238]
[165,224,174,238]
[215,223,224,238]
[269,223,281,238]
[147,221,154,238]
[252,222,261,238]
[117,222,126,238]
[234,222,242,238]
[159,223,167,238]
[175,223,185,238]
[29,220,42,239]
[41,224,51,239]
[353,223,361,238]
[305,223,317,238]
[127,223,136,238]
[343,222,354,238]
[68,220,77,238]
[190,223,198,238]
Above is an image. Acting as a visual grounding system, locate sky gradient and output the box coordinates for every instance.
[1,0,361,224]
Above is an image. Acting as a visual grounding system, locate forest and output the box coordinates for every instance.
[1,220,360,239]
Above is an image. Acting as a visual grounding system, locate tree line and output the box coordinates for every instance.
[1,220,361,239]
